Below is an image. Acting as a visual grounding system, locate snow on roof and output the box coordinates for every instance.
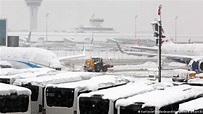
[79,81,169,101]
[0,68,21,76]
[13,72,99,87]
[0,83,31,95]
[116,85,203,109]
[179,97,203,111]
[0,68,56,80]
[46,75,129,91]
[0,60,12,66]
[0,68,54,76]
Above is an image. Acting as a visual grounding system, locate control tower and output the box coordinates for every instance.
[25,0,42,31]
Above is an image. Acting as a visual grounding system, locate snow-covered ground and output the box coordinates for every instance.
[2,47,201,113]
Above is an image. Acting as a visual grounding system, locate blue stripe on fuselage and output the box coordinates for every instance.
[16,61,41,68]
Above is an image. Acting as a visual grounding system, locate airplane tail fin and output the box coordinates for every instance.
[27,31,31,43]
[115,41,125,53]
[82,43,86,56]
[90,37,94,44]
[135,38,140,46]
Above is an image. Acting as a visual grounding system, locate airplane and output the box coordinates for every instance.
[0,46,85,70]
[116,19,203,73]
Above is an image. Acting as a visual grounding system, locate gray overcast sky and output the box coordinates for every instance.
[1,0,203,42]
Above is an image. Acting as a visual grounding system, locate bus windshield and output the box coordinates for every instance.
[46,87,75,108]
[22,84,39,101]
[79,96,109,114]
[120,103,155,114]
[0,94,29,113]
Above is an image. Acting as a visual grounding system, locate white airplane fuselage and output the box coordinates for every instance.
[0,47,62,69]
[162,43,203,57]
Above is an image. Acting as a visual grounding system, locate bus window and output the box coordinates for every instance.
[79,97,109,114]
[178,97,203,114]
[0,94,29,113]
[0,78,10,84]
[120,103,155,114]
[22,84,39,101]
[46,87,75,108]
[159,103,179,114]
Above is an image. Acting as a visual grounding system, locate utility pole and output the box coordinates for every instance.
[46,13,49,41]
[175,16,178,42]
[91,14,95,44]
[135,15,138,39]
[158,4,162,83]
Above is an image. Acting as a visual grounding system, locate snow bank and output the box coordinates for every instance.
[113,61,157,71]
[112,61,187,72]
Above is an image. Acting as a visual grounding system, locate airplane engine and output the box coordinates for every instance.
[188,59,203,73]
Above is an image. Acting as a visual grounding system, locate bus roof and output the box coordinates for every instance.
[0,68,56,79]
[0,68,21,76]
[46,75,129,91]
[0,83,31,95]
[179,97,203,111]
[116,85,203,108]
[13,72,99,87]
[0,68,54,76]
[79,81,168,101]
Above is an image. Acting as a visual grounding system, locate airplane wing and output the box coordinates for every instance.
[64,38,75,43]
[116,41,157,56]
[130,45,158,52]
[57,46,86,61]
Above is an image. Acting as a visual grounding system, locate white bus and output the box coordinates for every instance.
[0,83,31,114]
[44,75,129,114]
[116,85,203,114]
[178,97,203,114]
[78,81,169,114]
[13,72,99,114]
[0,68,56,84]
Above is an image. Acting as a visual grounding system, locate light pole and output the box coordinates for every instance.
[135,15,138,39]
[46,13,49,41]
[175,16,178,42]
[91,14,95,44]
[158,4,162,83]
